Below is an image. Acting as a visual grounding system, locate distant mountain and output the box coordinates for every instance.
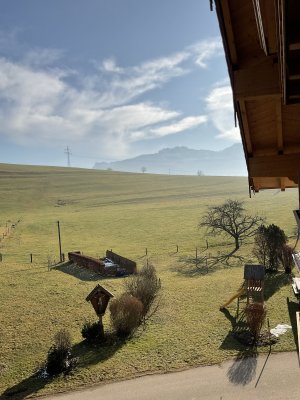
[93,143,247,176]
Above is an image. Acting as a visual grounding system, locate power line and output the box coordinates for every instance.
[64,146,72,167]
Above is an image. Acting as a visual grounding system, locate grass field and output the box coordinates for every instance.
[0,163,299,398]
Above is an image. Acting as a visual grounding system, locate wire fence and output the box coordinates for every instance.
[0,239,251,271]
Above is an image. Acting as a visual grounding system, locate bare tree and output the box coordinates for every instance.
[141,166,147,173]
[199,199,264,252]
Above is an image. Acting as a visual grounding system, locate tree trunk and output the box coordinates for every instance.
[234,236,240,250]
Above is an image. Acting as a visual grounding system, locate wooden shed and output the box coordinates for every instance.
[213,0,300,192]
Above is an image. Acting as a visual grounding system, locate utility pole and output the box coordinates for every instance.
[57,221,63,262]
[64,146,71,167]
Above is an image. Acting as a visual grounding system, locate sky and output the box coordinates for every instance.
[0,0,241,168]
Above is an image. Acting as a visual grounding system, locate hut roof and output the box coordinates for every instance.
[86,284,114,302]
[244,264,265,280]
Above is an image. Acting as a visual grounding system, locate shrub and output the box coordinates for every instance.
[45,329,77,376]
[253,224,287,271]
[281,244,293,273]
[125,262,160,316]
[81,320,101,342]
[109,294,143,337]
[245,303,266,341]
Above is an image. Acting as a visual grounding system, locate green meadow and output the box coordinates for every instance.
[0,163,299,398]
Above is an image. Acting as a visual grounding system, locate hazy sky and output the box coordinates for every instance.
[0,0,240,168]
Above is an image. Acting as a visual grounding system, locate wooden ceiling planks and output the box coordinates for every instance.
[214,0,300,192]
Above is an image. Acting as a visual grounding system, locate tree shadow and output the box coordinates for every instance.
[286,296,299,351]
[54,261,110,282]
[173,255,216,276]
[227,348,258,386]
[1,332,125,399]
[264,271,293,301]
[174,252,246,277]
[209,253,246,268]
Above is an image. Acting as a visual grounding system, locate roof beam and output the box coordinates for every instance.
[252,0,268,54]
[219,0,238,65]
[248,153,300,182]
[233,59,280,99]
[238,100,253,155]
[276,100,283,153]
[276,0,287,103]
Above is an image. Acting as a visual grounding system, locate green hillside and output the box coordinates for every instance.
[0,163,298,398]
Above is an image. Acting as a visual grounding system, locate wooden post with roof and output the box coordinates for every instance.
[86,284,114,338]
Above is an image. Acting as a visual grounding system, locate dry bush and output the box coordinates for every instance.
[253,224,287,271]
[125,262,160,316]
[109,294,143,337]
[45,329,77,376]
[81,320,101,342]
[245,303,266,341]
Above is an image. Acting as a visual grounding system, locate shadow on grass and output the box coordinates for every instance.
[72,333,126,368]
[174,251,246,277]
[54,261,109,282]
[219,308,248,352]
[264,271,293,301]
[1,373,51,399]
[287,296,299,351]
[1,332,125,399]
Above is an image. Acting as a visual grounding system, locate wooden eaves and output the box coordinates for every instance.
[214,0,300,192]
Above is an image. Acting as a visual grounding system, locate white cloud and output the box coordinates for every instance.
[206,84,241,142]
[129,115,207,141]
[101,58,124,74]
[23,48,64,67]
[189,37,224,68]
[149,115,207,137]
[0,37,223,160]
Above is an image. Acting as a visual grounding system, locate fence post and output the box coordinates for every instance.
[0,253,2,262]
[176,245,178,253]
[145,248,148,256]
[206,240,209,249]
[30,253,33,263]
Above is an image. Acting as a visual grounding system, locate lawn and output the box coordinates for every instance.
[0,163,299,398]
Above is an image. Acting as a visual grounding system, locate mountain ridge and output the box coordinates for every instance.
[94,143,247,176]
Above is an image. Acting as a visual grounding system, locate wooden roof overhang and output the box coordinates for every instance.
[214,0,300,192]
